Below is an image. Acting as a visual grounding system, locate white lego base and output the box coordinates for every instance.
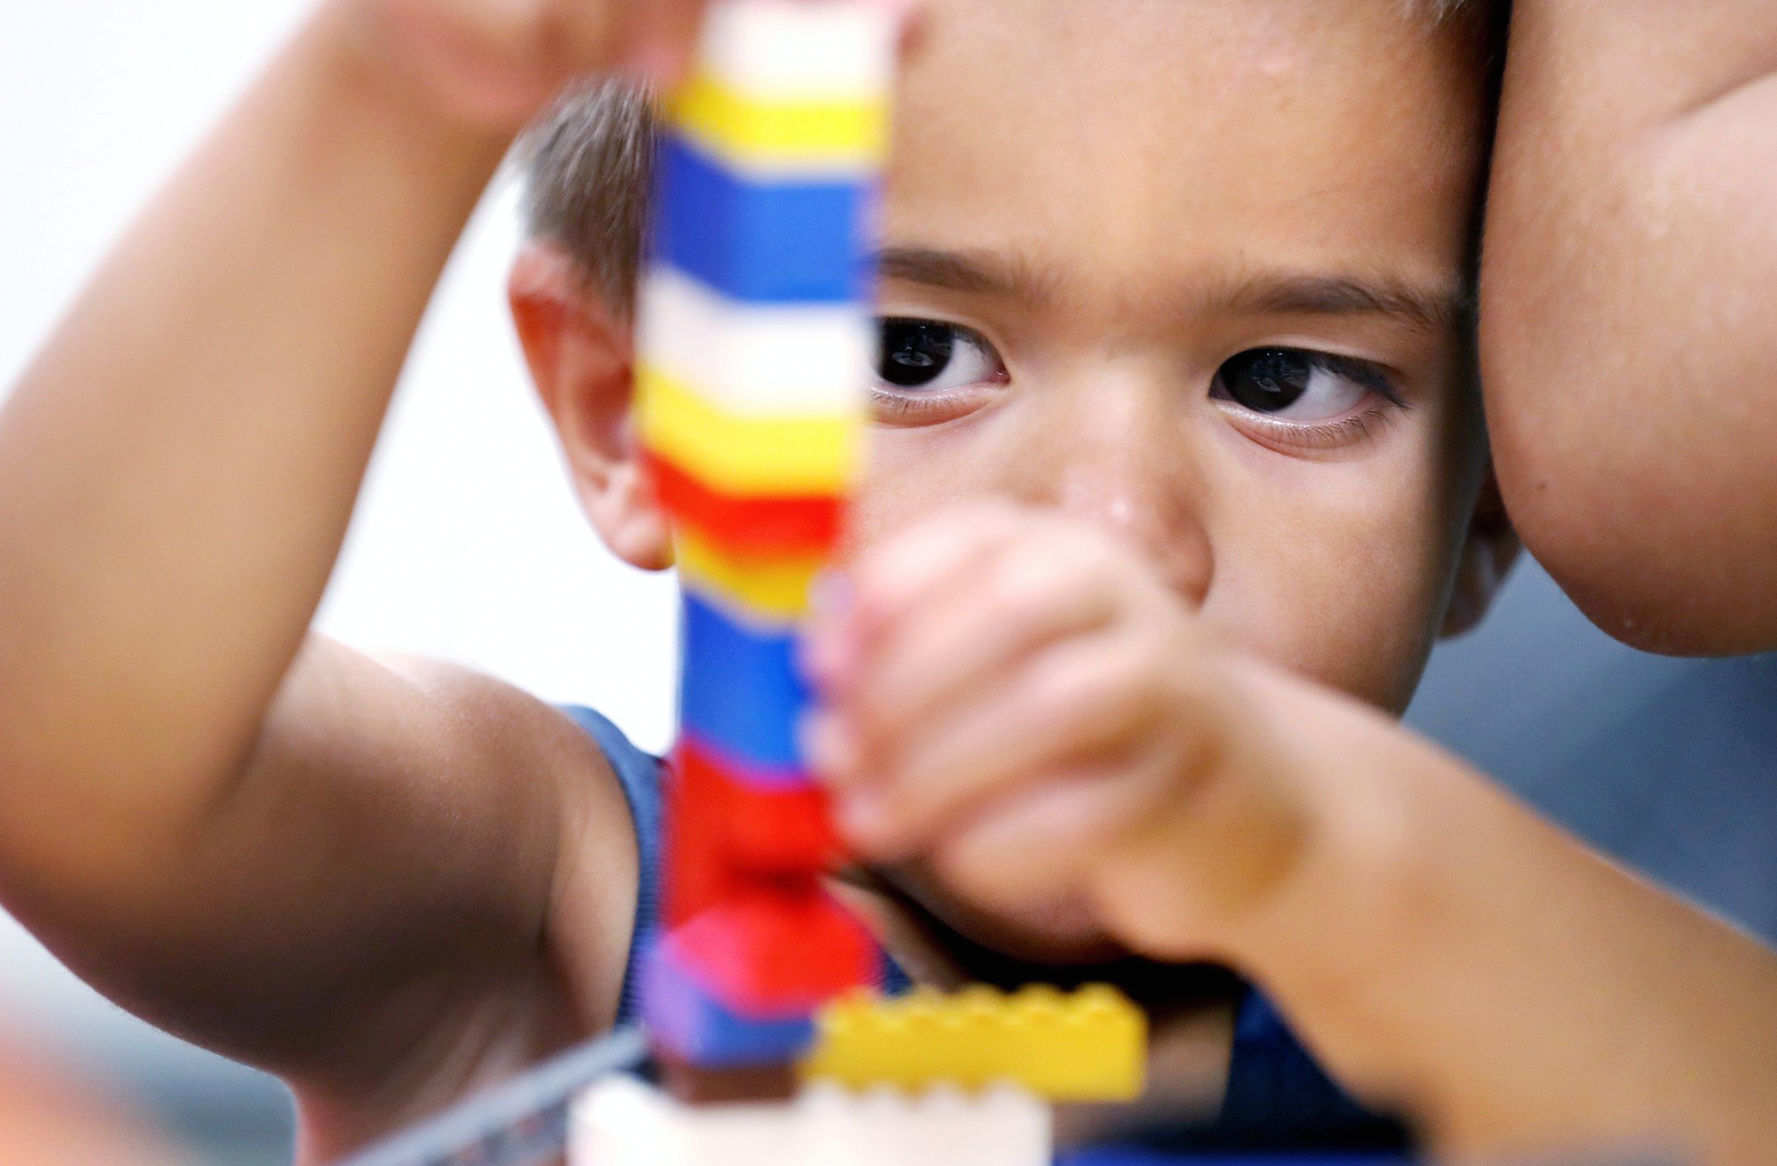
[571,1075,1051,1166]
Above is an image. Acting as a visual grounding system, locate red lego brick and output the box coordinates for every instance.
[673,886,876,1018]
[660,741,844,925]
[662,765,750,927]
[677,738,841,873]
[674,731,812,794]
[646,449,845,558]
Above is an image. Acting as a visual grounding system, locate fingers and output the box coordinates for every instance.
[837,633,1153,855]
[534,0,706,91]
[542,0,628,81]
[803,502,1321,961]
[613,0,707,84]
[849,503,1029,637]
[828,535,1127,789]
[350,0,918,134]
[614,0,922,99]
[806,503,1208,859]
[803,506,1093,799]
[925,765,1162,915]
[1090,660,1319,954]
[344,0,709,131]
[802,503,1023,703]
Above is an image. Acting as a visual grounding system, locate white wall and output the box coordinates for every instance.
[0,0,676,1149]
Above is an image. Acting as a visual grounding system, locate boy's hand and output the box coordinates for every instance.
[334,0,708,129]
[803,503,1313,960]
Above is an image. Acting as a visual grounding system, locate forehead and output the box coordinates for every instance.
[882,0,1486,315]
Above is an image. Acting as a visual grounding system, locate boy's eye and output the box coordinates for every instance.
[875,318,1003,393]
[1212,348,1395,422]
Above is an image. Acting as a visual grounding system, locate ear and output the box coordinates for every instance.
[1440,468,1521,639]
[508,241,673,572]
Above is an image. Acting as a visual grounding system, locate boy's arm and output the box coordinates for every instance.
[1480,2,1777,652]
[1215,676,1777,1164]
[0,2,688,1143]
[811,505,1777,1164]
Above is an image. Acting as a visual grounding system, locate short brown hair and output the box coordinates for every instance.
[519,77,657,316]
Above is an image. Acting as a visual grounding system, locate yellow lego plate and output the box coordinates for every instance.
[803,984,1147,1103]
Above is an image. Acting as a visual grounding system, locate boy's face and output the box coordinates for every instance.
[852,0,1496,718]
[519,0,1507,966]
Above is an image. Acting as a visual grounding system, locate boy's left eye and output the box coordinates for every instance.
[1211,348,1398,422]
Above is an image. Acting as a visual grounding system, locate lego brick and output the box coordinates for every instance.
[637,267,871,416]
[673,729,815,795]
[672,74,888,176]
[658,795,837,925]
[642,939,819,1067]
[656,1055,800,1106]
[661,767,747,926]
[674,736,836,866]
[651,137,871,305]
[676,528,825,624]
[638,364,861,498]
[802,983,1148,1102]
[571,1076,1052,1166]
[679,571,798,635]
[678,590,811,771]
[693,0,897,102]
[648,450,846,557]
[669,887,876,1017]
[659,736,834,923]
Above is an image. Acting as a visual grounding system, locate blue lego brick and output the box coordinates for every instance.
[641,936,817,1067]
[679,589,810,772]
[652,135,871,304]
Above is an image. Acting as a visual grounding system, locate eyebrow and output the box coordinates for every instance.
[1219,273,1472,336]
[874,246,1058,305]
[874,245,1470,336]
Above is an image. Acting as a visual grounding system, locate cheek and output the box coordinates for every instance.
[1202,439,1458,713]
[841,422,1011,560]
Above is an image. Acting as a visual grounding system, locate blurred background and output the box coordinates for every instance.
[3,2,1773,1162]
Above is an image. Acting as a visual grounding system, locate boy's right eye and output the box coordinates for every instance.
[871,318,1007,422]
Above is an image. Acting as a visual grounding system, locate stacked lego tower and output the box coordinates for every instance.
[634,0,897,1087]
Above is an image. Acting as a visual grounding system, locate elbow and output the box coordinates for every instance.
[1480,101,1777,655]
[1481,322,1777,657]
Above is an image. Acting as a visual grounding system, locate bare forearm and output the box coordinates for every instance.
[1481,1,1777,650]
[0,9,506,880]
[1231,699,1777,1163]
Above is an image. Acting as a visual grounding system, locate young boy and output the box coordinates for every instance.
[8,0,1729,1161]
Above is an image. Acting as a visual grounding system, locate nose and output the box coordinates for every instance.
[1002,368,1215,608]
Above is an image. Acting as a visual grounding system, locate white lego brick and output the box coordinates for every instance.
[803,1083,1053,1166]
[571,1076,1051,1166]
[638,266,872,416]
[697,0,898,101]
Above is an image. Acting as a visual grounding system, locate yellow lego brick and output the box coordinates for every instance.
[675,528,824,623]
[637,365,864,496]
[801,984,1147,1103]
[673,73,889,172]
